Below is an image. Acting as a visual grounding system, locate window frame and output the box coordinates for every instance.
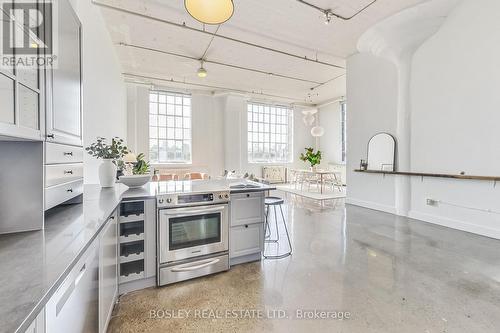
[148,90,192,165]
[247,102,294,164]
[341,101,347,163]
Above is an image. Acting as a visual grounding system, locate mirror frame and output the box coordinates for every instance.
[366,132,397,171]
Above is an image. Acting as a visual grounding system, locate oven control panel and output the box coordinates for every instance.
[157,191,230,208]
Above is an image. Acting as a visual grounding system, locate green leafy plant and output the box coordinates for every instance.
[300,147,322,167]
[85,137,129,164]
[132,153,150,175]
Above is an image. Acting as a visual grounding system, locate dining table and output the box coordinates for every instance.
[292,169,342,194]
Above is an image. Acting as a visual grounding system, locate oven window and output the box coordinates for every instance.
[169,213,221,250]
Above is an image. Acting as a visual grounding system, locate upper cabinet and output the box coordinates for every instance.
[45,0,82,147]
[0,1,45,141]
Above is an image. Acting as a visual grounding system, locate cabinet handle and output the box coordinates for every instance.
[67,189,73,193]
[63,152,73,156]
[64,170,73,175]
[245,224,249,228]
[246,194,250,198]
[109,216,115,220]
[47,133,55,139]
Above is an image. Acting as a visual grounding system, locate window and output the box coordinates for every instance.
[149,91,192,164]
[247,102,293,163]
[341,102,347,163]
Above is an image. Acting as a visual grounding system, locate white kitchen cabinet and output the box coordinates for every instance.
[45,0,82,146]
[230,223,264,258]
[23,310,45,333]
[0,12,45,142]
[229,192,265,265]
[46,239,99,333]
[230,192,265,227]
[99,211,118,333]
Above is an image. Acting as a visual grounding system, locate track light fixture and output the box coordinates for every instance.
[324,11,333,25]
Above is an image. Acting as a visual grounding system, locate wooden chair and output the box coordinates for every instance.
[184,172,207,180]
[153,174,178,182]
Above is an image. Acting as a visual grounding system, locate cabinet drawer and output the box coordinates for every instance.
[45,179,83,210]
[45,163,83,187]
[230,192,264,227]
[46,142,83,164]
[230,223,263,259]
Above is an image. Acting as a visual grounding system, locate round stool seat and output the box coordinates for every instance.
[265,196,284,206]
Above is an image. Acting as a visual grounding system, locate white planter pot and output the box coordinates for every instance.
[99,159,117,188]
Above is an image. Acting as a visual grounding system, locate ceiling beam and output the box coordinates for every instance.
[122,72,315,104]
[91,0,345,69]
[118,42,328,85]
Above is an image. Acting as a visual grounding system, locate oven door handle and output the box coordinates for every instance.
[162,205,226,216]
[170,258,220,272]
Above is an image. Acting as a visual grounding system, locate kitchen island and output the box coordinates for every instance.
[0,180,274,333]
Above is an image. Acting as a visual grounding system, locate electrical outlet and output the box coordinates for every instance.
[426,199,438,206]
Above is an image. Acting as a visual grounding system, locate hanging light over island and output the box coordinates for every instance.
[185,0,234,25]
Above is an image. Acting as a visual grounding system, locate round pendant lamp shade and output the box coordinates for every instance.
[311,126,325,137]
[185,0,234,25]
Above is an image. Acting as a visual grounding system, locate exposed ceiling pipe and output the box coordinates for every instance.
[118,42,324,85]
[123,73,314,104]
[295,0,378,20]
[91,0,345,69]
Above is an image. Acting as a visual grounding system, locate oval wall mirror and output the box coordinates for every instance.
[367,133,396,171]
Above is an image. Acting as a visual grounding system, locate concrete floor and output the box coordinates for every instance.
[108,193,500,333]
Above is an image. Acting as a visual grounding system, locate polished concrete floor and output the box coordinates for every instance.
[108,193,500,333]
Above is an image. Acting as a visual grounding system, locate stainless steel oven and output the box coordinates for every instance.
[157,190,230,286]
[159,204,228,262]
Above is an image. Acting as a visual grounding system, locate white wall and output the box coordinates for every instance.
[70,0,127,184]
[221,94,315,177]
[127,87,314,179]
[127,85,225,177]
[346,53,398,213]
[408,0,500,237]
[347,0,500,238]
[318,102,342,165]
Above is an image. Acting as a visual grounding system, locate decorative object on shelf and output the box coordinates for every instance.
[119,153,152,188]
[86,137,129,188]
[360,159,368,171]
[311,126,325,137]
[366,133,396,171]
[300,147,322,171]
[185,0,234,25]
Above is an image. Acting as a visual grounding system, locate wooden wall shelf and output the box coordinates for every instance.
[354,169,500,182]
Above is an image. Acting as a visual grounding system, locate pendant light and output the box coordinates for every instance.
[185,0,234,25]
[311,126,325,137]
[197,60,208,78]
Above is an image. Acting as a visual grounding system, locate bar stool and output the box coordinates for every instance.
[263,196,292,259]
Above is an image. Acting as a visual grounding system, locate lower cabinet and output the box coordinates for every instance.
[98,211,118,333]
[229,192,265,265]
[230,223,264,258]
[46,238,99,333]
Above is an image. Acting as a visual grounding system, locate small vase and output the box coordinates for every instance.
[99,159,117,188]
[310,166,317,172]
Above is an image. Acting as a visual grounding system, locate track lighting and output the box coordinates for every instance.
[324,11,333,25]
[197,60,207,78]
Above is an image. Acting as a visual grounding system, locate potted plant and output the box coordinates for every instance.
[86,137,129,187]
[300,147,322,171]
[119,152,152,188]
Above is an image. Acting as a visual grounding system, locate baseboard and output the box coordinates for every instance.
[408,210,500,240]
[346,197,397,215]
[230,253,262,266]
[119,277,156,295]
